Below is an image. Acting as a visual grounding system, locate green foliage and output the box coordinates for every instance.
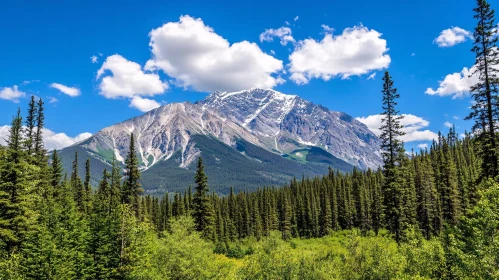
[240,232,298,279]
[445,180,499,279]
[399,228,446,279]
[129,216,235,279]
[0,110,37,253]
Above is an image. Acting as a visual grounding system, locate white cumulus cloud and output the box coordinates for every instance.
[50,83,81,97]
[0,85,26,103]
[260,26,295,46]
[425,65,480,98]
[434,27,472,47]
[91,55,98,63]
[288,25,390,85]
[144,15,284,92]
[367,73,376,80]
[444,121,453,128]
[0,125,91,151]
[355,114,438,142]
[294,16,299,21]
[97,54,168,99]
[129,96,161,112]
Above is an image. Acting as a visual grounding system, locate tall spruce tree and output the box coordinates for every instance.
[70,151,85,212]
[109,156,122,212]
[280,193,292,240]
[122,133,142,217]
[192,157,215,240]
[0,109,34,253]
[24,96,37,157]
[84,158,92,213]
[50,150,63,189]
[466,0,499,179]
[379,71,407,242]
[33,98,45,163]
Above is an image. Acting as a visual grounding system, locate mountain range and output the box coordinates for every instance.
[59,88,382,194]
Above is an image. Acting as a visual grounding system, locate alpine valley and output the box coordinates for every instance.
[59,88,382,194]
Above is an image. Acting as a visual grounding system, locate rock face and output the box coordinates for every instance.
[60,88,382,193]
[201,88,381,169]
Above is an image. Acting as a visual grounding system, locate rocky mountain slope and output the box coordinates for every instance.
[60,88,381,194]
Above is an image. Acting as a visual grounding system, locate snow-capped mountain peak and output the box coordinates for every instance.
[64,88,381,190]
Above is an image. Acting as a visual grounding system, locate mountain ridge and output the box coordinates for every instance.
[59,88,381,193]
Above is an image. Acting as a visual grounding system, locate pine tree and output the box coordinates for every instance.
[159,193,170,232]
[33,98,46,164]
[172,192,185,217]
[370,170,383,235]
[109,156,121,214]
[251,198,263,240]
[319,185,332,236]
[280,193,292,240]
[0,109,35,253]
[70,151,85,212]
[84,159,92,214]
[379,71,407,242]
[192,157,215,240]
[50,150,63,192]
[24,96,37,157]
[122,133,143,217]
[466,0,499,179]
[441,138,461,225]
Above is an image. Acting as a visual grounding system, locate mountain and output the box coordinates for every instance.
[59,88,381,194]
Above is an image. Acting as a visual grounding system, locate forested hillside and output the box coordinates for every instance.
[1,0,499,279]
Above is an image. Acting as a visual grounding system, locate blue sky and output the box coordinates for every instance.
[0,0,481,150]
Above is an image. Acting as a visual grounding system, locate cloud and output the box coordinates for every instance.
[418,143,428,149]
[144,15,284,92]
[43,130,92,151]
[20,80,40,86]
[411,53,415,56]
[129,96,161,112]
[453,116,459,120]
[434,27,472,47]
[0,85,26,102]
[425,65,477,98]
[321,24,334,33]
[97,54,168,99]
[367,73,376,80]
[48,97,58,103]
[285,21,290,26]
[0,125,91,151]
[294,16,299,21]
[91,55,98,63]
[444,121,453,128]
[356,114,438,142]
[288,25,390,85]
[50,83,81,97]
[260,26,295,46]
